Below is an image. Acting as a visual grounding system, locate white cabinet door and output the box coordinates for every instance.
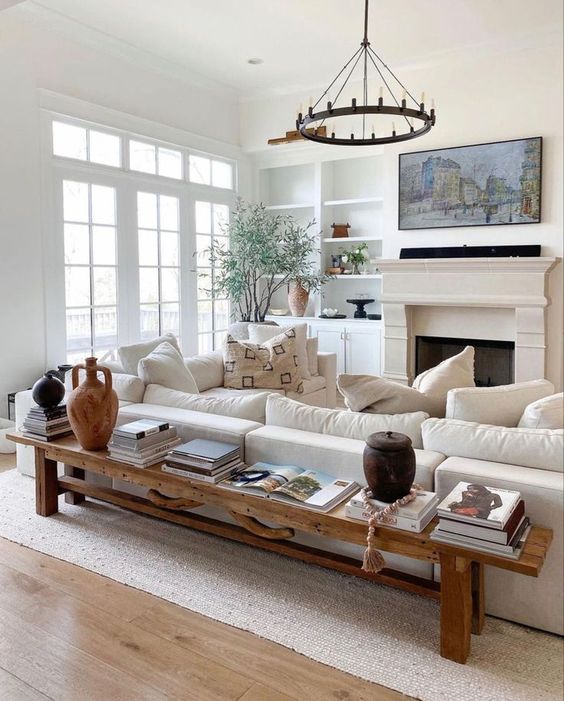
[345,326,381,375]
[311,323,346,374]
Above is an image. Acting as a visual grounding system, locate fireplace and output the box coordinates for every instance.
[416,336,514,386]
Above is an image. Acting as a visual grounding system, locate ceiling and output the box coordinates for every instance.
[18,0,563,98]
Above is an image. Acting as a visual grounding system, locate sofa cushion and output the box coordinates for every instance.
[306,336,319,377]
[265,394,428,448]
[422,417,564,472]
[249,323,311,380]
[445,379,555,426]
[202,386,284,399]
[245,425,444,489]
[412,345,475,399]
[65,369,145,404]
[143,383,268,423]
[518,392,564,429]
[117,333,181,375]
[223,332,303,393]
[184,351,224,392]
[137,342,199,394]
[338,374,445,417]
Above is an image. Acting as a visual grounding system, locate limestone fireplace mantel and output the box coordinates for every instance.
[377,257,559,384]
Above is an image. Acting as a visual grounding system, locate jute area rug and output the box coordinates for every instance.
[0,470,561,701]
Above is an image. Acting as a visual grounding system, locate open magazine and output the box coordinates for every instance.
[219,462,359,513]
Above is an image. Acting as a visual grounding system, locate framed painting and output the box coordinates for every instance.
[398,136,542,230]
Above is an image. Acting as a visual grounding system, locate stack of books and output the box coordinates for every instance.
[431,481,529,559]
[162,439,244,483]
[22,404,72,441]
[345,490,439,532]
[108,419,180,467]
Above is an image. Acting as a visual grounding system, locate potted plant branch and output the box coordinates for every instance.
[207,201,328,329]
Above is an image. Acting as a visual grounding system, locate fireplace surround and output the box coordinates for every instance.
[377,256,558,385]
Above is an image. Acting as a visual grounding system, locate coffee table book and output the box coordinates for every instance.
[437,500,526,545]
[431,520,531,560]
[436,481,521,529]
[345,501,437,533]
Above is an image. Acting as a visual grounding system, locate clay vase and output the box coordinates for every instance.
[363,431,416,503]
[288,281,309,317]
[67,357,118,450]
[32,373,65,408]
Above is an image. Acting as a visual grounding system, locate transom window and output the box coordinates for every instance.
[63,180,118,363]
[195,201,230,353]
[137,192,181,340]
[189,155,233,189]
[53,121,121,167]
[130,140,183,180]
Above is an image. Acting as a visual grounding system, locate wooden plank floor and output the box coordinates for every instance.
[0,457,414,701]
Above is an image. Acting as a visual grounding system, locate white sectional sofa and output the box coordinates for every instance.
[14,378,563,635]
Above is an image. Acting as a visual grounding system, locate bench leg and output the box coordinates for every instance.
[471,561,485,635]
[64,465,86,505]
[35,447,59,516]
[439,553,472,663]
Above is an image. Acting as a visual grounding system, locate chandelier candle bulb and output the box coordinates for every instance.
[420,91,425,104]
[379,86,383,98]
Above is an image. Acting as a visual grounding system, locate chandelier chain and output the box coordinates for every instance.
[366,50,411,129]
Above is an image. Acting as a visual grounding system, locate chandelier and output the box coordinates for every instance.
[296,0,436,146]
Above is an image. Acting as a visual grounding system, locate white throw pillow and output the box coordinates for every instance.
[412,346,475,398]
[184,351,225,392]
[265,394,428,448]
[137,342,199,394]
[446,379,555,427]
[422,417,564,472]
[118,333,181,375]
[518,393,564,429]
[143,384,268,423]
[248,323,311,380]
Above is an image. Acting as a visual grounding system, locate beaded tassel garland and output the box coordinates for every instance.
[361,484,423,573]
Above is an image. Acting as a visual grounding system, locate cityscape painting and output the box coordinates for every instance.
[398,137,542,230]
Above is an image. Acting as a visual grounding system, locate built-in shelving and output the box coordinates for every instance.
[323,197,383,206]
[329,274,382,280]
[265,203,315,211]
[322,236,382,243]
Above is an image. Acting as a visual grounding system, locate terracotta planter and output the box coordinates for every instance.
[288,282,309,317]
[363,431,416,503]
[67,357,118,450]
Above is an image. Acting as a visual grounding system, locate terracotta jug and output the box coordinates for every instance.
[288,281,309,317]
[363,431,416,503]
[67,357,118,450]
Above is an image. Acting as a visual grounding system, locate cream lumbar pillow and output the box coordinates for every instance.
[518,392,564,429]
[223,330,303,393]
[137,342,199,394]
[118,333,181,375]
[412,346,475,398]
[248,323,311,380]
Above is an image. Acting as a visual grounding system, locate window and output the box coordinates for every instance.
[130,140,183,179]
[195,201,230,353]
[189,155,233,189]
[53,121,121,167]
[63,180,118,363]
[137,192,181,340]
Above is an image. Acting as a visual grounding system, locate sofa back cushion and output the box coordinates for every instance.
[265,394,428,448]
[445,379,555,427]
[248,323,311,380]
[518,393,564,429]
[223,331,303,393]
[117,333,181,375]
[184,351,224,392]
[137,342,199,394]
[306,336,319,377]
[143,384,268,423]
[65,370,145,404]
[422,417,564,472]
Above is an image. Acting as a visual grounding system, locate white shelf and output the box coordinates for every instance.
[329,274,382,280]
[323,197,383,206]
[322,236,382,243]
[265,203,315,211]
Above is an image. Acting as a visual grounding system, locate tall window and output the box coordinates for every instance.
[137,192,181,340]
[63,180,117,363]
[195,201,230,353]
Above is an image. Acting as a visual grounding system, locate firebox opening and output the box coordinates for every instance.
[416,336,515,387]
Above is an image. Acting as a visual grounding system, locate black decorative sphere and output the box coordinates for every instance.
[32,373,65,408]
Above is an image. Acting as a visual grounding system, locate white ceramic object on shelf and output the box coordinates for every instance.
[269,308,290,316]
[322,308,339,318]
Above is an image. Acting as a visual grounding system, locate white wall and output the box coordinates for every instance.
[241,43,563,389]
[0,8,243,418]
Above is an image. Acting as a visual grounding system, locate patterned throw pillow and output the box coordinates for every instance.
[223,330,303,394]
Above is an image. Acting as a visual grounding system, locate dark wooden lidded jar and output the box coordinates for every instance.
[363,431,416,503]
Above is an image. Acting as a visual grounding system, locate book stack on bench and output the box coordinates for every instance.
[22,404,72,442]
[108,419,180,467]
[345,490,438,532]
[162,439,244,483]
[431,481,530,560]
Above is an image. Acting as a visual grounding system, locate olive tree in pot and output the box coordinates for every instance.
[207,201,328,336]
